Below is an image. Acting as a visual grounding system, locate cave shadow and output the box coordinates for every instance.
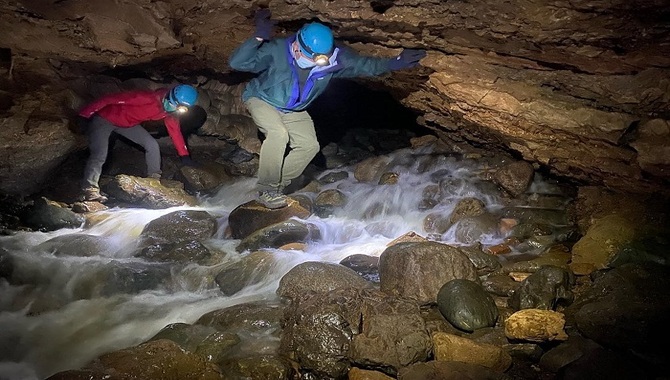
[279,79,433,193]
[305,78,431,168]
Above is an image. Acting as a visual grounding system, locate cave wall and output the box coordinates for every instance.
[0,0,668,195]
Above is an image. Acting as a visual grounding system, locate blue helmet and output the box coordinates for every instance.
[297,22,334,57]
[167,84,198,107]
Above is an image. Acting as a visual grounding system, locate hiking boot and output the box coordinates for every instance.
[82,187,108,203]
[257,190,288,209]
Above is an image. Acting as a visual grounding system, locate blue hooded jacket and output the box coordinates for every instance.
[229,35,392,111]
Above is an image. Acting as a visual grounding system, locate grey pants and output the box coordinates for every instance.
[245,97,319,192]
[82,116,161,189]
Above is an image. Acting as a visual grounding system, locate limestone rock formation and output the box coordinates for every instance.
[1,0,668,195]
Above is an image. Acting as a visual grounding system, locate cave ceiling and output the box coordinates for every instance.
[1,0,669,195]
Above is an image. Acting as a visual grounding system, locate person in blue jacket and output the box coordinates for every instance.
[229,8,426,209]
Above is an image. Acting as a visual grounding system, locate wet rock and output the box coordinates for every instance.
[420,306,464,336]
[318,170,349,184]
[494,245,571,275]
[288,193,313,213]
[417,198,438,211]
[378,172,399,185]
[458,244,502,275]
[538,335,602,373]
[46,339,223,380]
[398,360,508,380]
[197,301,284,335]
[437,279,499,332]
[236,219,320,252]
[570,213,637,275]
[149,322,240,363]
[339,254,380,283]
[35,233,114,257]
[510,222,553,239]
[215,250,276,295]
[350,296,431,372]
[348,367,394,380]
[219,355,292,380]
[379,241,479,305]
[216,148,259,177]
[23,197,84,231]
[422,211,452,234]
[71,201,108,213]
[568,263,670,368]
[504,309,568,343]
[482,273,522,297]
[195,331,243,365]
[138,240,213,264]
[453,214,500,245]
[103,174,198,209]
[493,161,535,197]
[178,162,232,194]
[386,231,428,247]
[101,261,172,296]
[139,210,218,245]
[279,288,363,378]
[277,261,372,303]
[354,156,392,183]
[503,343,544,361]
[314,188,347,217]
[449,197,487,225]
[508,265,574,311]
[432,332,512,372]
[516,193,572,210]
[501,207,570,227]
[228,198,311,239]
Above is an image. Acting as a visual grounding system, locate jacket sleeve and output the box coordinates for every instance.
[333,47,392,78]
[164,116,189,157]
[79,91,155,118]
[228,37,274,73]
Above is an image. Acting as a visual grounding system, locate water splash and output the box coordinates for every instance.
[0,146,572,379]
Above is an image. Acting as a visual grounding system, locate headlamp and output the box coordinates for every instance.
[313,54,329,66]
[176,105,189,113]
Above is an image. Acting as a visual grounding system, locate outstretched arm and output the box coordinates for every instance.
[333,47,392,78]
[334,47,426,78]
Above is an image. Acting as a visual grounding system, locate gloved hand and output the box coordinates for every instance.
[388,49,427,71]
[180,155,198,167]
[254,8,275,41]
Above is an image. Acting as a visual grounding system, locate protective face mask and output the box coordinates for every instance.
[163,98,177,112]
[295,55,316,69]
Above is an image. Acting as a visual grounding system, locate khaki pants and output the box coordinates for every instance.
[245,97,319,192]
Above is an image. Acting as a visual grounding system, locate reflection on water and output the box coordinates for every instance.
[0,147,572,380]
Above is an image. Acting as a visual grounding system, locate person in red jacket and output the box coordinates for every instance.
[78,84,199,202]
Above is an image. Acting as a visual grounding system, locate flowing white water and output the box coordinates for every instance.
[0,148,570,380]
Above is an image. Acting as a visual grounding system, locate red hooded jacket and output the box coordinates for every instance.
[79,88,189,156]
